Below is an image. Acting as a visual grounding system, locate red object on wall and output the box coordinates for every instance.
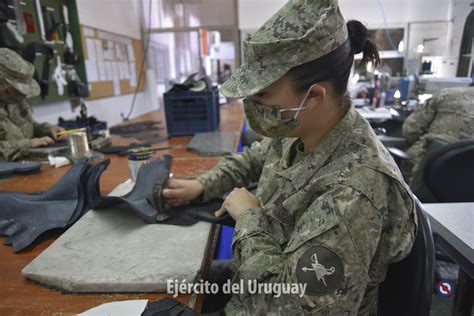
[23,12,35,33]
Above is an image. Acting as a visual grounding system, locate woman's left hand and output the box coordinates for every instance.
[215,187,261,220]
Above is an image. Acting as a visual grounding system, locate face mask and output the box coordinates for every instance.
[243,84,315,138]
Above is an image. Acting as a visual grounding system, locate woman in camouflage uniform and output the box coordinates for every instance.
[0,48,65,161]
[162,0,417,314]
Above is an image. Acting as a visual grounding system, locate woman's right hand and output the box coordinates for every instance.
[162,178,204,206]
[31,136,54,148]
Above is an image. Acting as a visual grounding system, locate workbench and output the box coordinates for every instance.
[0,101,245,315]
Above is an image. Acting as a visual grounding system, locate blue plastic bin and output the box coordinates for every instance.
[163,89,220,136]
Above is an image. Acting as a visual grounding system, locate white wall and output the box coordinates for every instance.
[77,0,142,39]
[238,0,472,74]
[239,0,449,30]
[32,0,159,127]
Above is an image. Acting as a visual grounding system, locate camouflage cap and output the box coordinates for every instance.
[0,48,40,97]
[221,0,348,98]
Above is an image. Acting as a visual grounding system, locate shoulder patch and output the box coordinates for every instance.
[296,245,344,296]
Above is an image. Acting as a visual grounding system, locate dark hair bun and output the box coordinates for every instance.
[346,20,380,67]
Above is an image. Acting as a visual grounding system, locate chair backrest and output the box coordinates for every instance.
[423,139,474,202]
[378,198,435,316]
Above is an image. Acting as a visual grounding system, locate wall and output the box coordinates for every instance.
[32,0,159,127]
[239,0,449,30]
[238,0,472,74]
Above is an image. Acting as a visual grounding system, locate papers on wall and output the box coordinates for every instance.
[97,64,106,82]
[112,62,121,96]
[127,44,135,62]
[129,62,137,87]
[86,38,96,60]
[82,27,95,38]
[85,60,98,82]
[82,27,140,95]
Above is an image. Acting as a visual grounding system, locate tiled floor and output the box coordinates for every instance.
[430,293,454,316]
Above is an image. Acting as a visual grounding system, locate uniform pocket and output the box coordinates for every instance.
[283,198,340,254]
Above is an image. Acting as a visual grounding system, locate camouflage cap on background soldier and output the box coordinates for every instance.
[220,0,348,98]
[0,48,40,98]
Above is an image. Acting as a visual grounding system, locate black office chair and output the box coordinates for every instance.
[422,139,474,202]
[378,198,435,316]
[388,138,474,203]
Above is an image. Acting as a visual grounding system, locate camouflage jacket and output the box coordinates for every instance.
[0,100,51,161]
[197,106,417,315]
[402,87,474,180]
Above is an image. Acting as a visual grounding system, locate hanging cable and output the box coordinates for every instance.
[374,0,419,74]
[123,0,153,121]
[375,0,399,51]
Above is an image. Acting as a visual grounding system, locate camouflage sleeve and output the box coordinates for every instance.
[402,97,437,145]
[0,108,32,161]
[196,138,273,202]
[18,101,52,137]
[0,138,32,161]
[32,121,52,137]
[226,185,385,315]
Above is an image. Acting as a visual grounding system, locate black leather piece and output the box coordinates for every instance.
[110,121,162,135]
[0,160,88,252]
[180,202,235,227]
[99,143,151,155]
[0,159,110,252]
[68,159,110,225]
[109,121,167,143]
[142,298,201,316]
[86,159,110,209]
[142,298,225,316]
[202,260,234,314]
[158,198,230,227]
[0,162,42,177]
[94,155,172,223]
[94,155,235,227]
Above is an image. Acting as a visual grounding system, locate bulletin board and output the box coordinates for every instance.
[80,25,146,100]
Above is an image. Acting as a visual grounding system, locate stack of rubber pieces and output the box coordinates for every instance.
[109,121,168,143]
[0,162,42,179]
[167,72,213,93]
[0,158,110,252]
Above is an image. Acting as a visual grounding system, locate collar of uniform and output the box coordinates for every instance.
[276,106,357,190]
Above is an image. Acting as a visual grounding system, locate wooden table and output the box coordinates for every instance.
[0,101,245,315]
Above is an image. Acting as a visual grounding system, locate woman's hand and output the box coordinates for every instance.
[215,187,261,220]
[162,178,204,206]
[31,136,54,148]
[49,125,66,140]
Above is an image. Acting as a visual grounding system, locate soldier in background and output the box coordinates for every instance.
[161,0,417,314]
[402,86,474,183]
[0,48,65,161]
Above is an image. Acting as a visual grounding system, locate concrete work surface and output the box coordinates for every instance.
[22,180,213,293]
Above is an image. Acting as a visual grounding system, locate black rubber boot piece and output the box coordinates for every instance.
[94,155,173,223]
[94,155,235,226]
[0,159,90,252]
